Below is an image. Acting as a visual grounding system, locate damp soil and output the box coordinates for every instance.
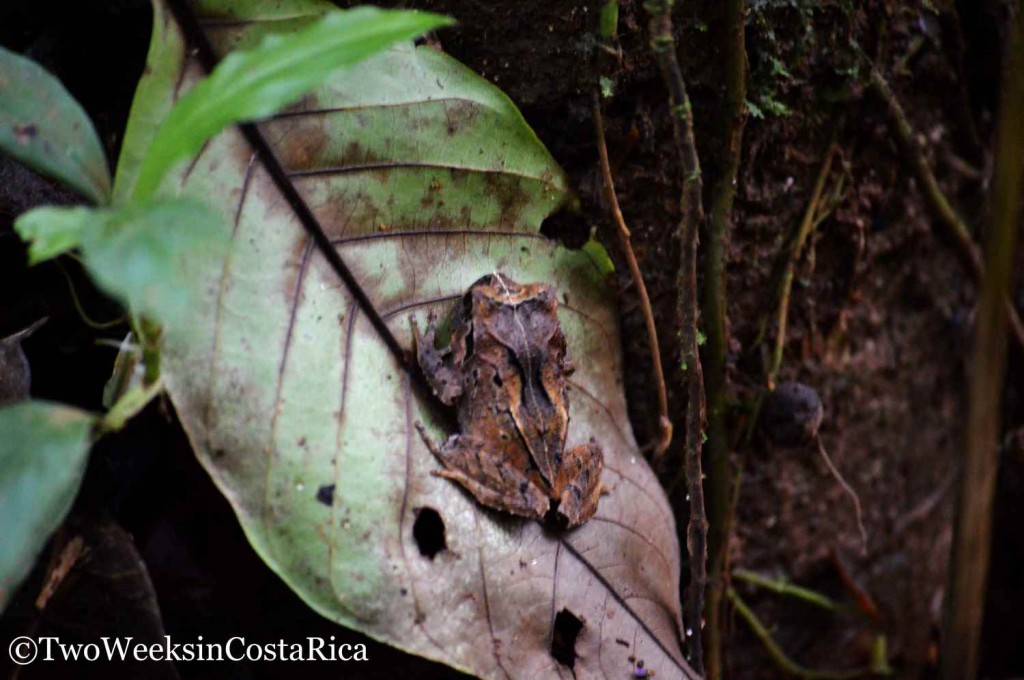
[2,0,1023,678]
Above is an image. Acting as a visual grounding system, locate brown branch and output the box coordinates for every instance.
[644,0,707,672]
[942,6,1024,678]
[702,0,747,676]
[592,98,673,459]
[869,67,1024,351]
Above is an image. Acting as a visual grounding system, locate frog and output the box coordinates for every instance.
[413,273,604,528]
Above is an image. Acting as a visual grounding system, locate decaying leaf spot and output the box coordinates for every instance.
[412,507,447,559]
[316,484,335,507]
[550,607,585,669]
[13,123,38,144]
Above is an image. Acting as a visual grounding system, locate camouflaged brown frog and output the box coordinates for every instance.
[413,273,604,527]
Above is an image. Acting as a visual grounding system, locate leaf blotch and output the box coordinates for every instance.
[412,506,447,560]
[316,484,335,506]
[13,123,38,144]
[551,607,585,669]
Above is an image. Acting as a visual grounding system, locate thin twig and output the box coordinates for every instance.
[644,0,707,671]
[766,143,838,390]
[829,548,884,626]
[869,66,1024,351]
[942,6,1024,678]
[56,257,126,330]
[892,463,957,538]
[592,97,673,459]
[744,143,842,447]
[703,0,747,675]
[817,438,868,557]
[732,569,839,612]
[727,587,883,680]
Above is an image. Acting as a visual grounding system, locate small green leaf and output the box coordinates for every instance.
[0,46,111,204]
[583,236,616,277]
[15,200,229,329]
[599,75,616,99]
[81,200,229,329]
[599,0,619,39]
[0,401,94,612]
[131,7,452,201]
[14,206,94,264]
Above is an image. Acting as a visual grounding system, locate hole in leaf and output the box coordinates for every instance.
[550,607,585,669]
[316,484,335,507]
[412,507,447,560]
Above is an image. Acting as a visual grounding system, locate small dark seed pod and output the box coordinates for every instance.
[762,381,824,447]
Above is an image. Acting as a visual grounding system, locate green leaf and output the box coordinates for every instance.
[82,200,229,328]
[13,206,94,264]
[0,46,111,204]
[130,6,452,202]
[0,401,94,612]
[599,0,619,39]
[123,2,695,677]
[583,235,616,276]
[15,200,228,329]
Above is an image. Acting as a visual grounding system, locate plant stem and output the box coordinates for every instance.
[869,66,1024,351]
[766,143,837,389]
[942,6,1024,678]
[732,569,839,612]
[703,0,747,676]
[592,97,673,460]
[643,0,707,671]
[727,587,880,680]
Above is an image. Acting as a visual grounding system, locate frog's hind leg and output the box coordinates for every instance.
[556,441,605,527]
[416,427,550,521]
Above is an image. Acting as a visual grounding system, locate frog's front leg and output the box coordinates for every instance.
[411,314,463,405]
[415,424,550,520]
[555,441,604,527]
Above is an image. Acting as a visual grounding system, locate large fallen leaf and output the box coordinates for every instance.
[120,1,698,677]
